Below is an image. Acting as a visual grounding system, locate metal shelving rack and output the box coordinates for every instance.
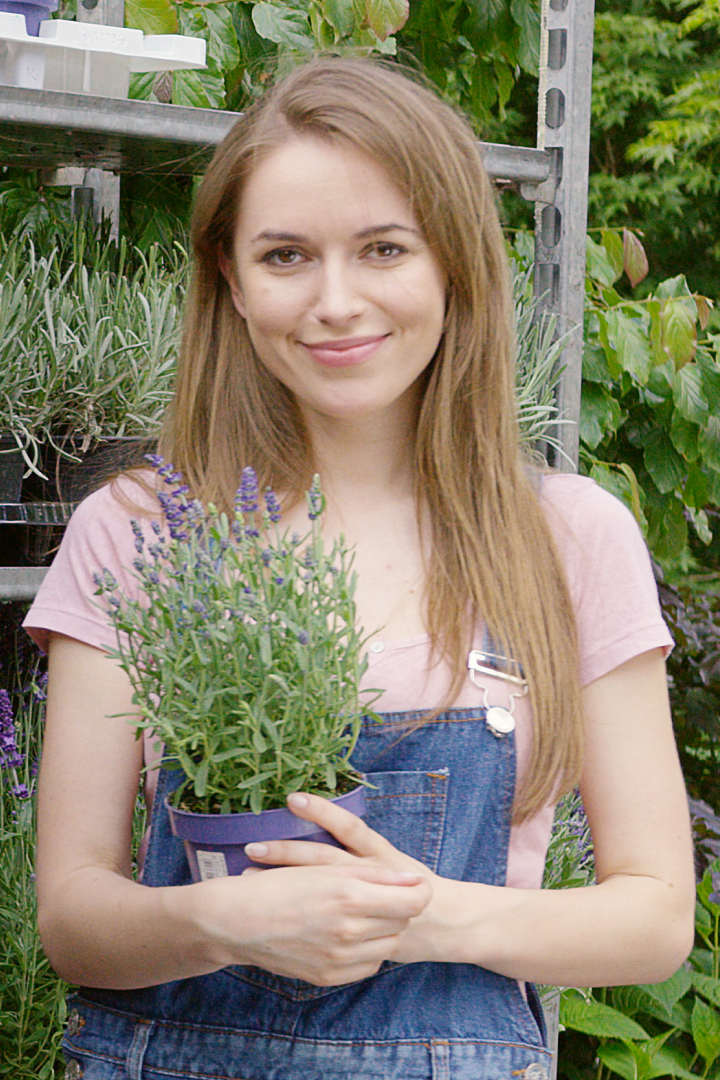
[0,0,595,622]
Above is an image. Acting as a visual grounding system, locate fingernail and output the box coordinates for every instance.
[287,793,308,809]
[245,843,268,856]
[398,871,422,880]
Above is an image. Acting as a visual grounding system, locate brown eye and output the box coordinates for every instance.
[264,248,303,266]
[370,242,404,259]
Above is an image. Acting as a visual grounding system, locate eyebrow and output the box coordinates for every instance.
[251,223,422,244]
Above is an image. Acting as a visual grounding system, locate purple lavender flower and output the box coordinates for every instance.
[265,487,282,524]
[130,519,145,554]
[32,672,48,702]
[307,474,324,521]
[12,782,29,799]
[0,689,24,770]
[710,870,720,907]
[297,630,309,645]
[236,467,259,515]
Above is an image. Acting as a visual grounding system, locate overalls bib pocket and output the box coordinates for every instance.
[222,766,450,1001]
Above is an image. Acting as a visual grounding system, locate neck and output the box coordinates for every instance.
[303,406,418,514]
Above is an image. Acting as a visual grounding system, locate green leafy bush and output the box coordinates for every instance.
[580,228,719,569]
[559,806,720,1080]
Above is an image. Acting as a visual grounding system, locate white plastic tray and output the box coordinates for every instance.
[0,14,206,97]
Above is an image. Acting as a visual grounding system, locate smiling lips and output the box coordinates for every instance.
[301,335,388,368]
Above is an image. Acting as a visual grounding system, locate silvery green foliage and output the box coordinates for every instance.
[513,267,572,462]
[94,460,376,815]
[0,234,184,479]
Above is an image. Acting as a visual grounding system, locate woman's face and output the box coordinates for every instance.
[225,137,446,431]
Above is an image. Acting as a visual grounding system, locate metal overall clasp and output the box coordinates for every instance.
[467,649,529,737]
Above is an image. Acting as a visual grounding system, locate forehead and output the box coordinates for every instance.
[234,137,417,240]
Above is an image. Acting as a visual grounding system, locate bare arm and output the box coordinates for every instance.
[250,648,696,987]
[36,634,430,989]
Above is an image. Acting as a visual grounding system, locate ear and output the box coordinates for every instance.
[218,246,246,319]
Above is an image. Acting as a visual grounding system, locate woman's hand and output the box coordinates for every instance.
[196,855,432,985]
[237,792,458,967]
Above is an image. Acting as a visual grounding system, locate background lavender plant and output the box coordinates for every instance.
[0,609,67,1079]
[543,787,595,891]
[94,461,378,815]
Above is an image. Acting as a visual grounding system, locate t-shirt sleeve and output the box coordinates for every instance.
[23,476,158,654]
[541,473,673,686]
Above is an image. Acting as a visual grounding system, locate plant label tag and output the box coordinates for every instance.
[196,850,229,880]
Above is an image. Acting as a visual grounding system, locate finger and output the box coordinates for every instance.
[285,792,390,857]
[244,838,352,867]
[243,850,425,892]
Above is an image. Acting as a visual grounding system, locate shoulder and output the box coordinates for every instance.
[536,472,672,684]
[537,471,646,565]
[23,472,163,654]
[68,471,160,531]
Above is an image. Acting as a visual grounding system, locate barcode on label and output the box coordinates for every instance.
[196,850,229,880]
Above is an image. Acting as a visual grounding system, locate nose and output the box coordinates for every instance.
[311,258,364,326]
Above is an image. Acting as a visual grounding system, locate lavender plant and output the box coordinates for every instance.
[0,644,68,1079]
[94,458,378,815]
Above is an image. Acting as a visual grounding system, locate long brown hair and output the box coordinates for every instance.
[159,56,583,822]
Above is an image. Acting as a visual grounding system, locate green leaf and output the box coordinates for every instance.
[646,494,688,561]
[693,997,720,1066]
[125,0,178,34]
[252,3,314,49]
[365,0,409,39]
[673,363,709,423]
[669,413,699,462]
[172,67,227,109]
[321,0,355,35]
[601,309,652,384]
[643,427,686,493]
[560,992,650,1040]
[601,228,625,280]
[683,465,709,512]
[194,758,209,797]
[580,382,623,449]
[638,966,694,1018]
[699,416,720,471]
[599,1041,697,1080]
[511,0,540,73]
[661,299,697,368]
[693,970,720,1009]
[587,234,621,286]
[656,275,693,300]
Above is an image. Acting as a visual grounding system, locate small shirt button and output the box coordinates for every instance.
[65,1062,83,1080]
[369,641,385,654]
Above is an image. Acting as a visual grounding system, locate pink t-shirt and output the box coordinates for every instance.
[24,471,672,890]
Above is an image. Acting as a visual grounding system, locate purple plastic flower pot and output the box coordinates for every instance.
[0,0,58,35]
[167,785,367,883]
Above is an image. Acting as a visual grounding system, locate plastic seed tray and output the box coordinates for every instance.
[0,14,206,98]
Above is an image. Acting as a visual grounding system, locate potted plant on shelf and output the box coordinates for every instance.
[0,229,184,507]
[94,458,377,882]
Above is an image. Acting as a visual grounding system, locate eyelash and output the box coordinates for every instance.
[260,241,407,267]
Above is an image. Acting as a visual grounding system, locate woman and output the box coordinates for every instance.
[26,57,694,1080]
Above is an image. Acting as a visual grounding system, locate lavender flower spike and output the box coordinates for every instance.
[307,474,324,521]
[236,467,259,514]
[265,487,282,524]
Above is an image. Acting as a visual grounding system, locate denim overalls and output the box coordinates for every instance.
[62,696,552,1080]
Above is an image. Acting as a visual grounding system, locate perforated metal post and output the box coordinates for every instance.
[534,0,596,470]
